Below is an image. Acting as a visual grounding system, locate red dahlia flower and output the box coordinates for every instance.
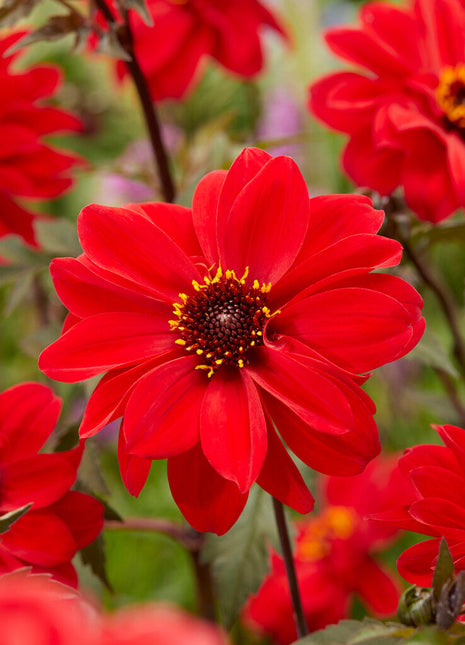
[244,455,404,644]
[0,383,104,586]
[375,424,465,586]
[0,31,82,246]
[308,0,465,223]
[39,147,424,535]
[110,0,287,101]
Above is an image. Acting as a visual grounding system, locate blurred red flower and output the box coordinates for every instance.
[0,31,82,246]
[375,424,465,586]
[40,147,424,535]
[0,383,104,586]
[0,573,99,645]
[308,0,465,223]
[101,605,229,645]
[244,455,405,644]
[108,0,287,101]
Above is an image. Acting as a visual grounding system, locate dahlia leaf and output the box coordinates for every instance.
[35,220,81,257]
[432,537,455,602]
[95,24,131,62]
[0,503,33,535]
[293,618,416,644]
[201,486,279,629]
[120,0,153,26]
[79,534,112,591]
[6,13,85,54]
[407,328,459,379]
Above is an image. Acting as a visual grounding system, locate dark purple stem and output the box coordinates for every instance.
[94,0,176,202]
[272,498,308,639]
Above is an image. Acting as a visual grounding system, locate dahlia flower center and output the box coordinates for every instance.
[437,65,465,128]
[170,267,278,377]
[296,507,356,561]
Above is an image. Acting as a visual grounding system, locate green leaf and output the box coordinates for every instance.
[35,220,81,256]
[293,618,415,644]
[406,328,459,378]
[201,486,279,629]
[79,534,112,591]
[120,0,153,25]
[0,0,40,27]
[96,24,131,61]
[77,438,110,497]
[433,538,455,602]
[411,220,465,247]
[0,503,33,535]
[6,13,85,53]
[4,271,34,316]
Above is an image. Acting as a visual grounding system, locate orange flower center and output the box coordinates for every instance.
[170,267,279,377]
[436,65,465,128]
[296,506,357,561]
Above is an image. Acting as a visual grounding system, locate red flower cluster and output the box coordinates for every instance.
[308,0,465,223]
[245,455,404,644]
[112,0,287,100]
[0,32,82,246]
[0,383,104,586]
[0,572,229,645]
[39,148,424,535]
[375,424,465,586]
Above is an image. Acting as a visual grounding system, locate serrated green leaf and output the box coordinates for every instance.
[433,538,455,602]
[77,438,110,497]
[0,503,33,535]
[407,328,459,378]
[120,0,153,25]
[201,486,279,629]
[96,24,131,61]
[4,271,34,315]
[293,618,414,644]
[79,534,112,591]
[6,13,84,53]
[35,220,81,256]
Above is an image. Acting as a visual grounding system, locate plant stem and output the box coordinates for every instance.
[272,498,308,639]
[389,214,465,378]
[93,0,176,202]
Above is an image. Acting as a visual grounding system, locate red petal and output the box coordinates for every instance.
[275,286,416,373]
[50,491,104,550]
[217,148,272,225]
[124,356,203,458]
[126,202,203,259]
[1,510,76,566]
[200,368,267,492]
[218,156,309,285]
[192,170,227,265]
[0,450,80,512]
[168,443,248,535]
[0,382,61,463]
[79,355,175,438]
[397,538,440,586]
[261,386,380,477]
[246,347,355,435]
[39,311,174,382]
[410,465,465,508]
[78,203,201,301]
[410,498,465,537]
[50,257,167,318]
[118,428,152,497]
[435,424,465,474]
[355,557,401,615]
[257,420,314,514]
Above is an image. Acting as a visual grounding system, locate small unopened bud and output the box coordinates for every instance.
[397,585,435,627]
